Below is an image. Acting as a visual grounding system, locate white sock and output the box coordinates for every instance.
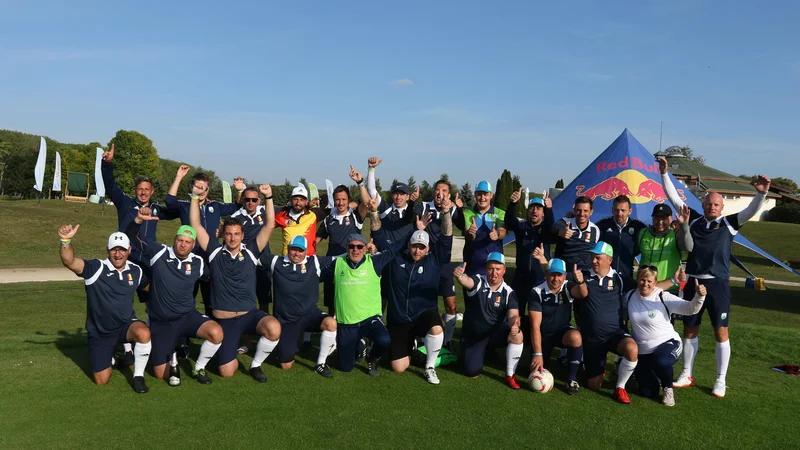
[505,343,523,376]
[251,336,279,369]
[133,341,151,377]
[616,358,638,388]
[303,332,312,343]
[123,343,132,353]
[194,341,221,371]
[423,333,444,369]
[683,337,698,375]
[715,340,731,381]
[443,314,457,344]
[316,331,337,365]
[170,352,178,368]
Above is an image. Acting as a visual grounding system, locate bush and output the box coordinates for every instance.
[768,203,800,224]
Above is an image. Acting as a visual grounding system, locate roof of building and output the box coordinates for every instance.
[657,154,776,197]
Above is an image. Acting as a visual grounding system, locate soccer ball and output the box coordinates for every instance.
[528,369,554,393]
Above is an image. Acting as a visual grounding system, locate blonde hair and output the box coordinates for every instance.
[637,266,658,281]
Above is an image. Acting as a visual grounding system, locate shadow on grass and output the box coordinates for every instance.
[731,286,800,315]
[26,328,94,382]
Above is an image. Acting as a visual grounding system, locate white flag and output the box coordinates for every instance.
[523,188,530,207]
[94,148,106,197]
[53,152,62,191]
[33,137,46,192]
[325,179,335,208]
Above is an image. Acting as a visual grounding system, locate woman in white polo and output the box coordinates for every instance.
[625,266,706,406]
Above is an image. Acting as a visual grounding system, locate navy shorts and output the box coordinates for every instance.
[337,315,391,372]
[149,310,211,366]
[217,310,269,365]
[438,262,456,298]
[388,309,442,361]
[583,329,631,378]
[87,319,141,373]
[682,277,731,328]
[541,326,577,363]
[323,280,335,309]
[461,324,510,377]
[276,309,328,363]
[256,265,272,306]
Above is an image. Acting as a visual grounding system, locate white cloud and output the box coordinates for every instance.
[389,78,415,87]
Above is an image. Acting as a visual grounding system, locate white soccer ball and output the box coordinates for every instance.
[528,369,554,393]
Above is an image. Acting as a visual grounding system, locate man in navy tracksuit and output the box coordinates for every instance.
[595,195,647,286]
[376,193,454,385]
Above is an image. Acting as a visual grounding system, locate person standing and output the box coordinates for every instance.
[553,196,600,271]
[231,186,273,313]
[595,195,647,283]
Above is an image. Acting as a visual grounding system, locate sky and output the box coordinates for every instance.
[1,0,798,192]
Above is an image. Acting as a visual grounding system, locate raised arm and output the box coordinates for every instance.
[125,206,161,254]
[453,263,475,290]
[58,224,85,275]
[506,188,523,233]
[366,157,381,199]
[737,175,770,223]
[255,185,276,252]
[658,157,687,210]
[169,164,191,197]
[674,204,694,252]
[189,196,210,251]
[663,280,706,316]
[368,191,382,232]
[100,144,127,206]
[569,266,588,299]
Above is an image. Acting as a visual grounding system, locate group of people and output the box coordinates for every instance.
[60,148,770,406]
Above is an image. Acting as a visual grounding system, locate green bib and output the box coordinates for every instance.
[637,228,682,285]
[334,256,382,325]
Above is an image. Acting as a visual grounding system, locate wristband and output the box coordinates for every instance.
[456,273,465,278]
[533,352,543,356]
[265,196,273,200]
[370,211,379,217]
[575,280,585,285]
[189,194,200,200]
[60,239,71,246]
[368,168,375,172]
[671,277,678,286]
[357,181,364,187]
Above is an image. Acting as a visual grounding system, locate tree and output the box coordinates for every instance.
[420,180,432,202]
[406,175,417,190]
[494,169,514,212]
[769,203,800,224]
[664,145,705,165]
[555,179,564,189]
[108,130,162,195]
[272,179,294,207]
[459,182,475,209]
[0,141,12,195]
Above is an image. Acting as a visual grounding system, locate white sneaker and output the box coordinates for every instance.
[424,367,440,385]
[662,387,675,407]
[673,370,695,388]
[456,313,463,321]
[712,379,727,398]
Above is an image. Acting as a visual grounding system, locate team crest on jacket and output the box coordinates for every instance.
[494,294,501,307]
[237,252,244,262]
[648,311,656,319]
[607,279,614,291]
[301,263,307,274]
[418,267,423,274]
[152,208,158,216]
[127,273,134,286]
[629,228,635,235]
[209,206,215,213]
[185,263,192,275]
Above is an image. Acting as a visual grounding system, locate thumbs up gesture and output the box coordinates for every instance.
[695,279,707,297]
[366,238,377,255]
[532,243,546,263]
[467,217,477,239]
[510,187,522,203]
[454,191,463,209]
[543,191,552,209]
[102,143,115,163]
[488,223,499,241]
[453,262,467,278]
[559,226,574,240]
[572,264,584,284]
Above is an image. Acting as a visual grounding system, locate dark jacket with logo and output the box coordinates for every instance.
[596,217,647,282]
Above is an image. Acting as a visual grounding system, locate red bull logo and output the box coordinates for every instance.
[576,169,686,204]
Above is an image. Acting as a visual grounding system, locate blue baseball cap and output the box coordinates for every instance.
[547,258,566,274]
[528,197,545,207]
[288,235,308,251]
[475,180,492,193]
[589,241,614,257]
[486,252,505,265]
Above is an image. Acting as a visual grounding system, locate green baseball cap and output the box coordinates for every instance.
[589,241,614,257]
[176,225,197,241]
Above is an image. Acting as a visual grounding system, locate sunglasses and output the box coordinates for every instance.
[244,198,259,203]
[348,244,365,250]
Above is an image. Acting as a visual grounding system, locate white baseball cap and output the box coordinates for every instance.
[291,185,308,199]
[107,232,131,250]
[409,230,430,247]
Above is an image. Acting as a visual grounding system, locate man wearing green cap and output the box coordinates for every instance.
[126,207,225,386]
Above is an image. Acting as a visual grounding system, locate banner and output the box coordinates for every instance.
[222,181,232,203]
[33,137,46,192]
[53,152,62,191]
[94,148,106,197]
[309,183,319,201]
[325,179,334,208]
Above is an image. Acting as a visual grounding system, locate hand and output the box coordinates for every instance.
[510,187,522,203]
[544,191,552,209]
[233,177,246,192]
[102,143,114,163]
[259,184,272,198]
[559,228,574,240]
[752,175,771,193]
[467,217,477,239]
[349,165,363,184]
[572,265,584,284]
[532,243,546,262]
[510,316,520,337]
[675,204,691,225]
[58,224,80,240]
[177,165,191,178]
[675,266,687,284]
[564,211,575,219]
[453,262,467,278]
[670,221,680,232]
[488,223,499,241]
[454,191,463,209]
[440,194,453,212]
[530,355,544,374]
[366,238,377,255]
[416,212,432,230]
[367,157,382,168]
[696,279,707,297]
[310,197,320,208]
[138,207,159,222]
[658,156,668,174]
[368,192,380,213]
[409,186,420,202]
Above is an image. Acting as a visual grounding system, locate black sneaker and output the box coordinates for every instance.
[566,380,580,396]
[314,363,333,378]
[356,339,368,362]
[121,351,134,367]
[132,376,149,394]
[177,344,191,360]
[368,358,380,377]
[192,368,212,385]
[169,364,181,387]
[249,366,267,383]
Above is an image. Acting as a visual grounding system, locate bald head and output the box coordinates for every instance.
[702,192,724,219]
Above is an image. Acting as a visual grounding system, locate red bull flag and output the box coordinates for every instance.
[538,128,798,277]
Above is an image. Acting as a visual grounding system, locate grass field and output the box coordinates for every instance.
[2,279,799,448]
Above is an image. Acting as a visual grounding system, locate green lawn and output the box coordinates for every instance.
[1,278,798,448]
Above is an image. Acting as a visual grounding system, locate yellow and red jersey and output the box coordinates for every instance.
[274,207,325,255]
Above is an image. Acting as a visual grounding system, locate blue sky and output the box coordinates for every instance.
[1,0,798,192]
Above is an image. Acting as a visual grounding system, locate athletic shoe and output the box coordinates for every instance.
[565,380,580,396]
[132,376,149,394]
[121,351,134,367]
[177,344,191,359]
[368,358,380,377]
[662,387,675,407]
[192,368,212,385]
[505,375,521,390]
[673,370,695,388]
[424,367,440,385]
[314,364,334,378]
[613,387,631,404]
[712,379,727,398]
[455,312,463,321]
[249,366,267,383]
[357,339,368,362]
[169,364,181,387]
